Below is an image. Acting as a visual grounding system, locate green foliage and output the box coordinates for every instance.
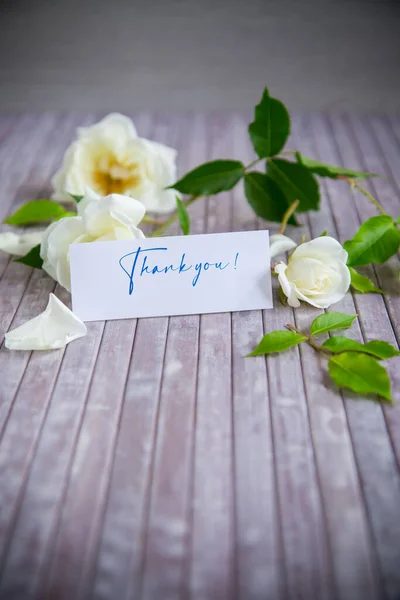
[322,336,400,360]
[344,215,400,267]
[176,196,190,235]
[349,267,384,294]
[70,194,84,203]
[169,160,245,195]
[310,312,357,337]
[247,330,306,356]
[295,153,378,179]
[248,87,290,158]
[4,200,71,226]
[328,352,392,402]
[267,159,320,213]
[13,244,43,269]
[244,172,296,223]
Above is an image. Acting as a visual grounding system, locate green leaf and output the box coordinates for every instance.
[310,312,357,336]
[344,215,400,267]
[247,330,306,356]
[349,267,384,294]
[3,200,69,226]
[176,196,190,235]
[322,336,400,360]
[70,194,84,203]
[395,216,400,224]
[244,172,296,224]
[267,159,320,213]
[249,88,290,158]
[295,153,379,179]
[169,160,245,195]
[13,244,43,269]
[319,230,328,237]
[328,352,392,402]
[248,87,291,158]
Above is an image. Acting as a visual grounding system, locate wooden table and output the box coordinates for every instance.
[0,113,399,600]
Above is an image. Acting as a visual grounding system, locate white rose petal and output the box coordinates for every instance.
[292,236,348,264]
[274,236,351,309]
[40,192,146,291]
[269,234,297,259]
[4,293,87,351]
[82,193,146,238]
[275,262,301,308]
[0,231,44,256]
[51,113,178,213]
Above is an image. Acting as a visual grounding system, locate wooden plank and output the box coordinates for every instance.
[136,114,201,600]
[0,295,104,599]
[0,116,99,598]
[80,314,167,600]
[288,114,383,600]
[22,114,155,600]
[183,114,236,600]
[230,114,284,600]
[343,114,400,467]
[0,115,56,281]
[0,115,61,219]
[333,114,400,333]
[0,115,87,434]
[40,317,137,600]
[255,122,334,600]
[0,116,19,149]
[0,115,65,286]
[85,114,187,600]
[0,115,44,181]
[304,113,400,600]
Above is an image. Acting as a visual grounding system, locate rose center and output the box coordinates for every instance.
[92,157,142,195]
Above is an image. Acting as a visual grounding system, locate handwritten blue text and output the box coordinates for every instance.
[119,246,238,294]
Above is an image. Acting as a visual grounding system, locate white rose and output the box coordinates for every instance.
[274,236,351,308]
[51,113,178,213]
[40,192,145,291]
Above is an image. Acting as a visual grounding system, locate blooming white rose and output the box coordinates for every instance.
[274,236,351,308]
[40,192,145,292]
[5,293,86,351]
[51,113,178,213]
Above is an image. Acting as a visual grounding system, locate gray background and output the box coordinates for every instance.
[0,0,399,113]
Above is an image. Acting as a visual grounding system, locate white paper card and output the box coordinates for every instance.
[70,230,273,321]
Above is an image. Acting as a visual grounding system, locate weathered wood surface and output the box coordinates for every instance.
[0,113,399,600]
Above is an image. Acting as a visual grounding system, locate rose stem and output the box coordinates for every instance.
[279,200,300,235]
[340,176,387,216]
[143,216,164,226]
[150,195,199,237]
[286,323,331,358]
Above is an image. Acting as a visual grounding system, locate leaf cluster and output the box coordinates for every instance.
[169,87,379,230]
[248,312,399,402]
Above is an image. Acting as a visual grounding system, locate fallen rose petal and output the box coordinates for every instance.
[269,234,297,259]
[0,231,44,256]
[4,293,87,350]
